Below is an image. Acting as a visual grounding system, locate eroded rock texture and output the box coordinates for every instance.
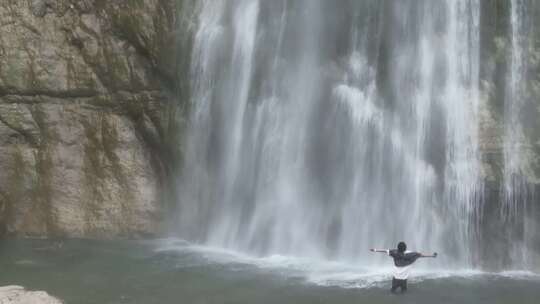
[0,0,193,238]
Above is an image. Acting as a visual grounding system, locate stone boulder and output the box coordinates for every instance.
[0,286,62,304]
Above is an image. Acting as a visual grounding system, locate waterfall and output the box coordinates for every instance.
[503,0,536,268]
[176,0,534,270]
[504,0,530,217]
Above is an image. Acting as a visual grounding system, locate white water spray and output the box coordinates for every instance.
[176,0,533,270]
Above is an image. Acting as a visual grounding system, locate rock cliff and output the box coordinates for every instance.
[1,0,539,250]
[0,0,194,238]
[477,0,540,268]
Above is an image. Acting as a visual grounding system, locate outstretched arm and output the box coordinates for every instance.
[369,248,389,253]
[418,252,438,258]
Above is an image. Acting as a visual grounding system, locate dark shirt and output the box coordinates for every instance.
[388,250,422,267]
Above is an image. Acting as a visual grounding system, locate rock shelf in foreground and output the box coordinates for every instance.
[0,286,62,304]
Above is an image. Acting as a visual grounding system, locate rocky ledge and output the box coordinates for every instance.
[0,286,62,304]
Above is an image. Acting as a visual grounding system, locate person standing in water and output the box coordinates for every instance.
[370,242,437,293]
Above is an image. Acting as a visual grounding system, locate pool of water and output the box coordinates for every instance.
[1,238,539,304]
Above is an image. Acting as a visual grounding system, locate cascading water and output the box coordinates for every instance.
[502,0,536,268]
[175,0,535,271]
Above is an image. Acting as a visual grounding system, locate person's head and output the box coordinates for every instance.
[397,241,407,253]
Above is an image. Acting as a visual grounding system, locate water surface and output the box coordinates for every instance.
[0,239,538,304]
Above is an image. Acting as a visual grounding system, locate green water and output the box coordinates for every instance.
[0,239,538,304]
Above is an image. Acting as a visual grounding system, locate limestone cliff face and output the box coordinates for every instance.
[0,0,194,238]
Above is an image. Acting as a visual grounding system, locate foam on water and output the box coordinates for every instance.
[154,239,539,289]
